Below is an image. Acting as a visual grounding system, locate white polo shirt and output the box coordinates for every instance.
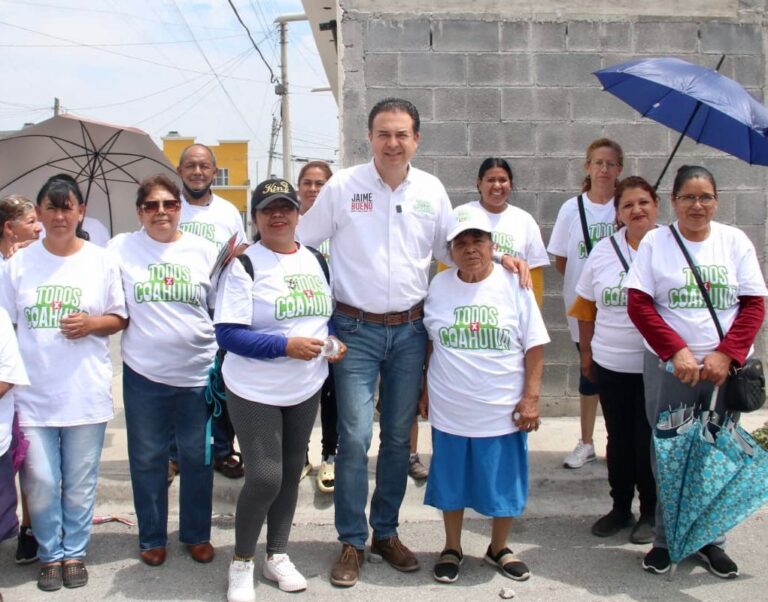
[296,160,453,313]
[179,192,246,250]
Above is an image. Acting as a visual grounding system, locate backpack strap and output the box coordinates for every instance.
[305,245,331,285]
[609,234,630,272]
[577,194,593,256]
[235,253,254,279]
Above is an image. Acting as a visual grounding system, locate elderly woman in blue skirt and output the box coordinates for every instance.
[419,205,549,584]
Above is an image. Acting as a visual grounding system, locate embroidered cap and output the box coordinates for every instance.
[446,204,493,241]
[251,178,300,211]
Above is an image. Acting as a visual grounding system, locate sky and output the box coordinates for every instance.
[0,0,339,184]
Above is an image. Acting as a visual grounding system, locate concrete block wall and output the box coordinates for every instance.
[338,2,768,415]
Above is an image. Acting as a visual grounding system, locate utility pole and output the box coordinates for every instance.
[53,97,60,116]
[274,13,307,182]
[267,116,280,179]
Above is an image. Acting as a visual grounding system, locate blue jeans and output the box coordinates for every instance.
[331,312,427,548]
[21,422,106,563]
[123,364,213,550]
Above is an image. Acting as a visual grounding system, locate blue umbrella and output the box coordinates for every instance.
[594,56,768,188]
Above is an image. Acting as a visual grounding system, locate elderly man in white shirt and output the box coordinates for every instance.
[298,99,453,586]
[171,144,247,481]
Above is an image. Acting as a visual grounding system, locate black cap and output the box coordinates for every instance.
[251,178,300,212]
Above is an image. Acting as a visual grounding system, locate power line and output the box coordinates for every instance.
[0,20,268,83]
[227,0,278,84]
[0,32,244,48]
[170,1,264,146]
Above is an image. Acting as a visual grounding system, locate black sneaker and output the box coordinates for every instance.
[591,510,634,537]
[696,545,739,579]
[15,526,39,564]
[642,547,670,574]
[484,545,530,581]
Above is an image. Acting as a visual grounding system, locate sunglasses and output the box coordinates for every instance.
[141,199,181,213]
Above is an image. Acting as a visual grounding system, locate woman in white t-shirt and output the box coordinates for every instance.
[215,179,346,600]
[469,157,549,306]
[1,193,42,563]
[569,176,659,545]
[547,138,624,469]
[420,205,549,584]
[626,165,767,578]
[108,174,218,568]
[0,177,127,592]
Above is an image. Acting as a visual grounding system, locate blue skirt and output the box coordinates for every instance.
[424,428,528,517]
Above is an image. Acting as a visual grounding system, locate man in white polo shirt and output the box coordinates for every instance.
[298,98,455,586]
[173,144,247,480]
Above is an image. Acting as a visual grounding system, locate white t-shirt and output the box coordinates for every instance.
[468,201,550,268]
[625,222,768,362]
[297,160,453,313]
[82,215,111,247]
[575,229,644,373]
[108,230,217,387]
[214,242,330,406]
[547,193,616,342]
[0,307,29,456]
[0,240,127,427]
[424,265,550,438]
[179,192,246,250]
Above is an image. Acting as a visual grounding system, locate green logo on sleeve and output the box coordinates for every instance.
[438,304,512,350]
[669,265,737,310]
[577,222,614,259]
[275,274,332,320]
[134,263,204,306]
[24,285,84,328]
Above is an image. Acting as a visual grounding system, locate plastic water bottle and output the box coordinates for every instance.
[319,337,340,358]
[658,359,675,373]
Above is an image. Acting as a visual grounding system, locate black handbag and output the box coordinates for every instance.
[670,225,766,412]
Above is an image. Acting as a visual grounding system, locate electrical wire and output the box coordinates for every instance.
[227,0,278,83]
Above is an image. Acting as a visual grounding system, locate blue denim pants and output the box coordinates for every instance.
[123,364,213,550]
[21,422,106,563]
[331,312,427,548]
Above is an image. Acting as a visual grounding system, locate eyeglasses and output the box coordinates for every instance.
[590,159,619,169]
[675,194,717,206]
[141,199,181,213]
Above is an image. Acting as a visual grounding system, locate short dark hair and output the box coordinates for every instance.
[368,98,420,134]
[136,174,181,207]
[613,176,659,229]
[672,165,717,198]
[37,177,83,208]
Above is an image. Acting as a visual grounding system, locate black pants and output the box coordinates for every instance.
[319,370,338,458]
[594,361,657,517]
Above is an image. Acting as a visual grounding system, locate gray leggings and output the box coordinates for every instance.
[226,387,320,557]
[642,350,726,551]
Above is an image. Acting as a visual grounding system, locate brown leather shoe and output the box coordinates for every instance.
[187,542,215,563]
[370,535,419,572]
[330,543,364,587]
[139,547,166,567]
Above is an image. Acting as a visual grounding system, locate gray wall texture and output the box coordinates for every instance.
[336,0,768,414]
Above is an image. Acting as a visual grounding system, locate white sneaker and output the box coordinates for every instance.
[563,440,596,469]
[227,559,255,602]
[263,553,307,592]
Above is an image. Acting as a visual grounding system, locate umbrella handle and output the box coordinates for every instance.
[708,385,720,413]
